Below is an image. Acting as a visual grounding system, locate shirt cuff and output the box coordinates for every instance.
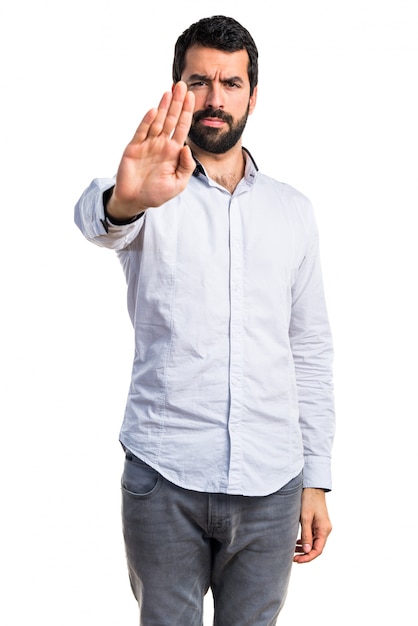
[302,455,332,491]
[101,186,143,232]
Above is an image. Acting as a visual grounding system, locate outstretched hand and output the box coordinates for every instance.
[107,81,196,220]
[293,488,332,564]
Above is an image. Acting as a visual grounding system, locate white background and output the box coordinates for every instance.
[1,1,417,624]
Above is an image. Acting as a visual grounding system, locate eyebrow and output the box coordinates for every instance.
[186,73,245,85]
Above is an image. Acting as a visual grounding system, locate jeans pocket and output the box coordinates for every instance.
[121,452,162,497]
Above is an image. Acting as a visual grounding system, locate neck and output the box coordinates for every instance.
[189,141,246,193]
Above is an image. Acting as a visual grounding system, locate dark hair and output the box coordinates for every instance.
[172,15,258,95]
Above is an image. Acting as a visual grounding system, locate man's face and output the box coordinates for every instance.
[181,46,257,154]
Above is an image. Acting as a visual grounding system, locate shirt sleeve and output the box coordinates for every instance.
[74,178,144,250]
[289,206,335,490]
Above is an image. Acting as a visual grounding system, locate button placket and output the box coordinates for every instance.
[227,198,245,491]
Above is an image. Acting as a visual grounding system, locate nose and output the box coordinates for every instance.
[205,83,224,110]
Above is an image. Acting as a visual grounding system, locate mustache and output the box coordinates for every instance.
[192,108,233,125]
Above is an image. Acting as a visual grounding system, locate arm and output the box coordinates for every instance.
[289,205,335,562]
[74,177,143,250]
[74,82,196,247]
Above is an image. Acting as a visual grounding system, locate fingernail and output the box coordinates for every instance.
[303,543,311,553]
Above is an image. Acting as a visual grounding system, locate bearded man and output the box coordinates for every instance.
[75,15,335,626]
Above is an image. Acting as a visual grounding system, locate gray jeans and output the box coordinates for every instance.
[121,452,302,626]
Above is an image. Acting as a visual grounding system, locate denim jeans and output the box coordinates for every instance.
[121,452,302,626]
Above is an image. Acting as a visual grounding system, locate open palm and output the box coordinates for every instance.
[108,81,196,219]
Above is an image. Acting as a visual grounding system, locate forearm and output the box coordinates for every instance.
[74,178,144,250]
[105,184,148,222]
[290,223,335,489]
[296,353,335,490]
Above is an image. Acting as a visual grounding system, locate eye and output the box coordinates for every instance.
[189,81,207,88]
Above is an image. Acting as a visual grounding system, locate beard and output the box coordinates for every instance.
[188,105,250,154]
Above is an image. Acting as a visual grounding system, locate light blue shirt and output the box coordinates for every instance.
[74,151,335,496]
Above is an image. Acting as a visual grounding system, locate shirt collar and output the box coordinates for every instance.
[192,147,259,182]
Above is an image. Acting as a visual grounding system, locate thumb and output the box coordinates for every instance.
[301,526,313,554]
[177,144,196,177]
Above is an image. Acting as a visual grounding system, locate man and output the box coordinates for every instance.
[75,15,335,626]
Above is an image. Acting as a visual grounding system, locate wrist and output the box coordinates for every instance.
[103,187,145,224]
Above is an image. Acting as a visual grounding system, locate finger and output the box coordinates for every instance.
[147,91,175,138]
[293,547,321,564]
[293,532,327,563]
[300,522,313,554]
[160,81,191,138]
[146,84,188,139]
[294,538,312,555]
[312,534,326,555]
[294,540,307,554]
[128,107,160,146]
[171,90,195,145]
[176,144,196,178]
[127,83,191,146]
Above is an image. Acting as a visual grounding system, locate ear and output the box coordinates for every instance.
[249,85,258,115]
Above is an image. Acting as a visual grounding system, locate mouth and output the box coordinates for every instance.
[200,117,226,128]
[193,109,232,130]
